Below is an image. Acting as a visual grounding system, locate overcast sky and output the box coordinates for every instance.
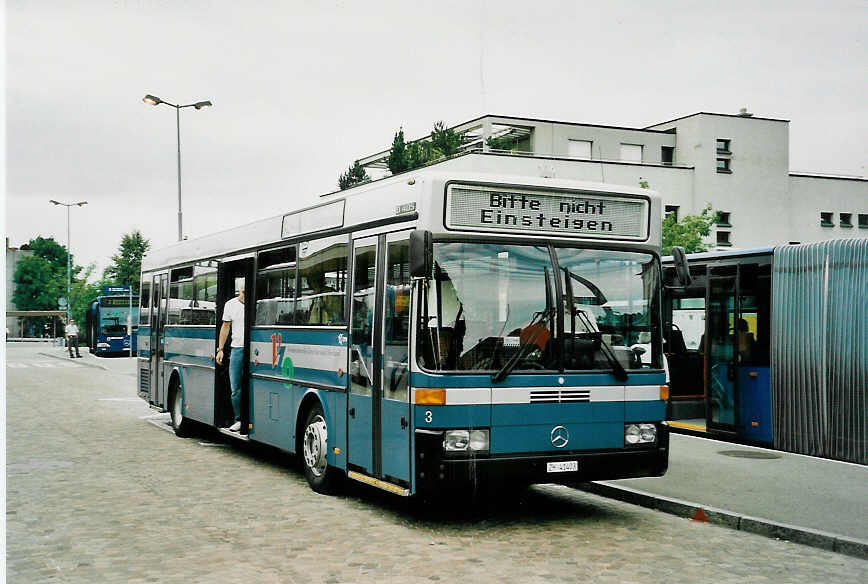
[5,1,866,279]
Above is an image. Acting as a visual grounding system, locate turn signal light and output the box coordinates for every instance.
[660,385,669,401]
[416,388,446,405]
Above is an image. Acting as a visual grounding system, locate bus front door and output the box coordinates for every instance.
[349,236,381,476]
[149,273,168,408]
[348,235,412,486]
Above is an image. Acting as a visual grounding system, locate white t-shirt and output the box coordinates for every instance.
[222,296,246,348]
[66,324,80,337]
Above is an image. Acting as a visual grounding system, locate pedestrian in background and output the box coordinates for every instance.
[66,319,82,358]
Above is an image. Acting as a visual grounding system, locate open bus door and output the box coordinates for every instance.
[214,259,254,433]
[348,234,412,488]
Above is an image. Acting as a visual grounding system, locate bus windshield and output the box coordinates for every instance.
[100,306,138,335]
[418,242,660,374]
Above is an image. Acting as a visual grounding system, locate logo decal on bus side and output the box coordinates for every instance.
[270,333,294,388]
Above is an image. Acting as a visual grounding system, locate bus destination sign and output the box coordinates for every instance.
[446,184,649,240]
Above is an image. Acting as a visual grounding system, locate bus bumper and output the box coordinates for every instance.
[415,424,668,494]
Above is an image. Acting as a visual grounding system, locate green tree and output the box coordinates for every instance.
[13,236,80,310]
[387,128,409,174]
[338,160,370,190]
[430,120,461,158]
[662,204,719,255]
[406,139,434,169]
[70,264,110,326]
[103,230,150,293]
[13,255,65,311]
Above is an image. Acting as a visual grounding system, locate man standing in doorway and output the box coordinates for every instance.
[216,282,245,432]
[66,319,82,358]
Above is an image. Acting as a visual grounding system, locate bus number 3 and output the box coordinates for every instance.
[425,410,433,424]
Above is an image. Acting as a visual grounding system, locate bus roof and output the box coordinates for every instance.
[142,152,662,272]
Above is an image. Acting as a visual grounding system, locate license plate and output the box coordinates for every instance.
[546,460,578,473]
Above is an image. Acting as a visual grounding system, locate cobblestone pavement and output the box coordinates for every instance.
[6,344,867,583]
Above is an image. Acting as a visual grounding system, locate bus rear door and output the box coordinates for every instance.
[149,274,168,408]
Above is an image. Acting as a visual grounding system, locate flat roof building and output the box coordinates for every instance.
[356,111,867,250]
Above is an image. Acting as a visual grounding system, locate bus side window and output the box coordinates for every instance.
[255,246,297,326]
[193,263,219,326]
[140,278,151,327]
[295,236,348,326]
[169,266,194,325]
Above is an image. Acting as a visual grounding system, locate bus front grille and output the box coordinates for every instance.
[530,389,590,403]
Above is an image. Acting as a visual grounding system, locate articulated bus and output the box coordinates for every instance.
[86,295,139,355]
[137,153,670,496]
[662,239,866,464]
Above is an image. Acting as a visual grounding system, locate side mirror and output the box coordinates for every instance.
[671,246,692,287]
[409,230,432,279]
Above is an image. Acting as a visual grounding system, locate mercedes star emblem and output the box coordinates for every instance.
[550,425,569,448]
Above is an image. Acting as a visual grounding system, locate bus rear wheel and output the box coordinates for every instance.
[301,404,340,494]
[169,383,193,438]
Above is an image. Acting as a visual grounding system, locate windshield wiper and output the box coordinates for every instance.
[492,268,554,383]
[491,307,555,383]
[564,267,628,382]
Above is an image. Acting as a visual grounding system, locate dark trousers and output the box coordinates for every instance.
[68,335,81,357]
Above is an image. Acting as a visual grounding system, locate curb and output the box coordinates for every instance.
[577,481,868,560]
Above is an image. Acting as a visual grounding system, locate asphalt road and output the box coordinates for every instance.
[5,343,867,583]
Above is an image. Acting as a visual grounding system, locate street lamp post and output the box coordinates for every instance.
[49,200,88,325]
[143,94,213,241]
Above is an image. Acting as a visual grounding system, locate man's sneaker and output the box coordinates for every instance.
[228,421,241,432]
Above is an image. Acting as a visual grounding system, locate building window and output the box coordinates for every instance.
[716,158,732,173]
[717,211,731,227]
[820,212,834,227]
[840,213,853,228]
[716,231,732,247]
[567,140,592,159]
[716,139,731,154]
[620,143,643,163]
[661,146,674,165]
[664,205,679,221]
[859,214,868,229]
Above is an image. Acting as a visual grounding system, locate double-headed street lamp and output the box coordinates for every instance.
[49,200,88,324]
[142,94,213,241]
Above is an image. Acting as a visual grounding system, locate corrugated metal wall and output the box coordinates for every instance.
[772,239,867,464]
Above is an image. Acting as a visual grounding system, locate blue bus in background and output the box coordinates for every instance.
[138,152,671,497]
[662,239,866,464]
[86,293,139,355]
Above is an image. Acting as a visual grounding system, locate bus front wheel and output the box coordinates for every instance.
[301,404,340,494]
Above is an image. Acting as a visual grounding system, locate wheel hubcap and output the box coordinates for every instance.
[303,415,328,477]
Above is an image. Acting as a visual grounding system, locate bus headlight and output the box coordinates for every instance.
[443,429,489,453]
[625,423,657,445]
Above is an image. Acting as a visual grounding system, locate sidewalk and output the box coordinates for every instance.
[580,432,868,558]
[38,344,138,377]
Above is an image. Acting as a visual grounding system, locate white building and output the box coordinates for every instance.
[357,111,867,250]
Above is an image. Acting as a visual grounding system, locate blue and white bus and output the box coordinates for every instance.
[137,152,670,496]
[86,294,139,355]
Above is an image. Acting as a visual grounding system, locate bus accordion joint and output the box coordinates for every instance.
[415,388,446,405]
[659,385,669,401]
